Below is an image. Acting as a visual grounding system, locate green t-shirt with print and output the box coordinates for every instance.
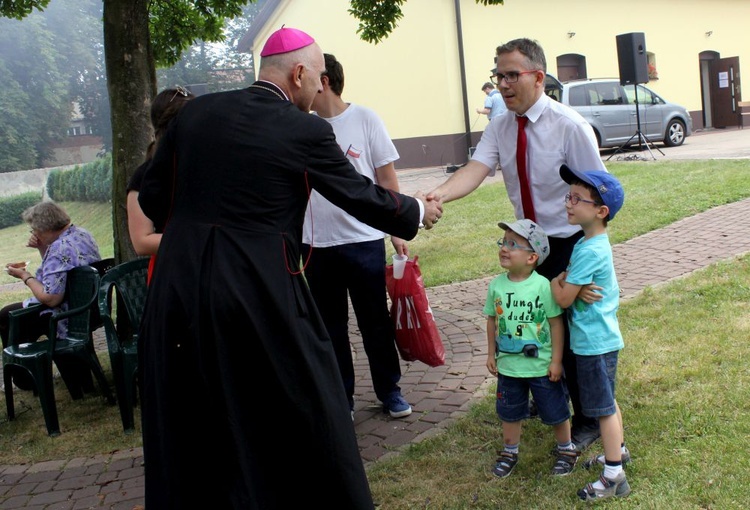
[483,271,562,378]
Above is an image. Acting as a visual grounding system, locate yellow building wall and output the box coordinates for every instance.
[253,0,468,141]
[250,0,749,141]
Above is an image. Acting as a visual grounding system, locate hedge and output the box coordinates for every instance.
[0,192,43,229]
[47,153,112,203]
[0,155,112,230]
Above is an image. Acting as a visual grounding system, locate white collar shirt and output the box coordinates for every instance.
[472,94,605,237]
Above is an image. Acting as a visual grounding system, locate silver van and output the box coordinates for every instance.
[545,76,693,148]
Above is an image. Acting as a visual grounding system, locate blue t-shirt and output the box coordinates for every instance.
[565,233,624,355]
[484,90,507,120]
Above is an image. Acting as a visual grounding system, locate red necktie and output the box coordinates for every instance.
[516,115,536,222]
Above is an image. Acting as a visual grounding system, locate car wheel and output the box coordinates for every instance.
[663,119,686,147]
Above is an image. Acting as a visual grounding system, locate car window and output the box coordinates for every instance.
[545,74,563,102]
[623,84,657,105]
[594,83,624,105]
[638,85,653,104]
[568,84,588,106]
[586,85,599,106]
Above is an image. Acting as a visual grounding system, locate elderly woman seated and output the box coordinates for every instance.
[1,201,102,388]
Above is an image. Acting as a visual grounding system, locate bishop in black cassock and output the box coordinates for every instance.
[138,27,439,509]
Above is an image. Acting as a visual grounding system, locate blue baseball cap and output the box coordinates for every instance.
[559,165,624,220]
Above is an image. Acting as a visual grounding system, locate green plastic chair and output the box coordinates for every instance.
[2,264,116,436]
[98,257,149,432]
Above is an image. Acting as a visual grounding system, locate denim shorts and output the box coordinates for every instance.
[575,350,619,417]
[495,374,571,426]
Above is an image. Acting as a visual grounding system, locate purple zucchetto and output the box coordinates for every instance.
[260,26,315,57]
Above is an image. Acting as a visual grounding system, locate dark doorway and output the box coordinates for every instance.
[700,52,742,129]
[556,54,587,82]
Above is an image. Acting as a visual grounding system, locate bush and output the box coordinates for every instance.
[0,192,43,229]
[47,153,112,202]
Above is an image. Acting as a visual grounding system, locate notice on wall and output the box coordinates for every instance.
[718,71,729,88]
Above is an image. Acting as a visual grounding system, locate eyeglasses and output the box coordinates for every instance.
[490,70,540,85]
[169,85,190,103]
[564,193,598,206]
[497,238,534,252]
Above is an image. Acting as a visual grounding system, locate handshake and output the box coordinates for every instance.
[414,191,444,230]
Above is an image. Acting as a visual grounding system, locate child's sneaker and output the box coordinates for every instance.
[551,449,578,476]
[582,447,631,469]
[492,451,518,478]
[578,471,631,502]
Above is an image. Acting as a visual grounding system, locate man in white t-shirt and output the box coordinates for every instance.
[301,53,412,419]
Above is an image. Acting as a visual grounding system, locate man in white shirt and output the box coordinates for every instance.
[302,53,412,420]
[428,38,606,452]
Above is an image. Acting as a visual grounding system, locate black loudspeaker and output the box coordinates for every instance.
[616,32,649,85]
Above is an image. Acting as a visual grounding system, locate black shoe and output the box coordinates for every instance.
[492,451,518,478]
[551,449,578,476]
[571,424,601,452]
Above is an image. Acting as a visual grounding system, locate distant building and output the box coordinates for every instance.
[44,102,103,167]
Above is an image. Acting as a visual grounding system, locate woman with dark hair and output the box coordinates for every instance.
[126,86,194,281]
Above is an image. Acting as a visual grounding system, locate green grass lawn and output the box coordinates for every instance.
[367,255,750,509]
[0,160,749,508]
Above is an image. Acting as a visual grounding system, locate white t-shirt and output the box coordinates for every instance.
[472,94,605,238]
[302,103,399,247]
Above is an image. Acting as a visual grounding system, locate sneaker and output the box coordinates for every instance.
[551,449,578,476]
[492,451,518,478]
[582,447,631,469]
[383,393,412,418]
[572,424,601,452]
[577,471,631,502]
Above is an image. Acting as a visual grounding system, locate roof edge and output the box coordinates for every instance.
[237,0,283,54]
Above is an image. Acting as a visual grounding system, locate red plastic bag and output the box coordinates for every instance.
[385,256,445,367]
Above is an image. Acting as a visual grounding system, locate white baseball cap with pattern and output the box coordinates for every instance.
[498,219,550,265]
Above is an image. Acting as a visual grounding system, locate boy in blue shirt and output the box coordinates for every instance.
[551,165,630,501]
[485,219,578,478]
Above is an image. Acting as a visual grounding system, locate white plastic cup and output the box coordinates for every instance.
[392,254,408,279]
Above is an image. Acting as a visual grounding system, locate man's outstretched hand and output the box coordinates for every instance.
[415,191,443,229]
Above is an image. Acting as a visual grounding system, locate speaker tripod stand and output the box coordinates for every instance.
[606,85,664,161]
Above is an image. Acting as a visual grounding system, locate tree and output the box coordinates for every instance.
[0,59,38,172]
[56,1,113,152]
[348,0,504,43]
[0,1,113,171]
[1,0,502,260]
[157,1,268,94]
[103,0,253,262]
[0,13,71,171]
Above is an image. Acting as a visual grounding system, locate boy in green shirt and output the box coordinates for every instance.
[485,219,577,478]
